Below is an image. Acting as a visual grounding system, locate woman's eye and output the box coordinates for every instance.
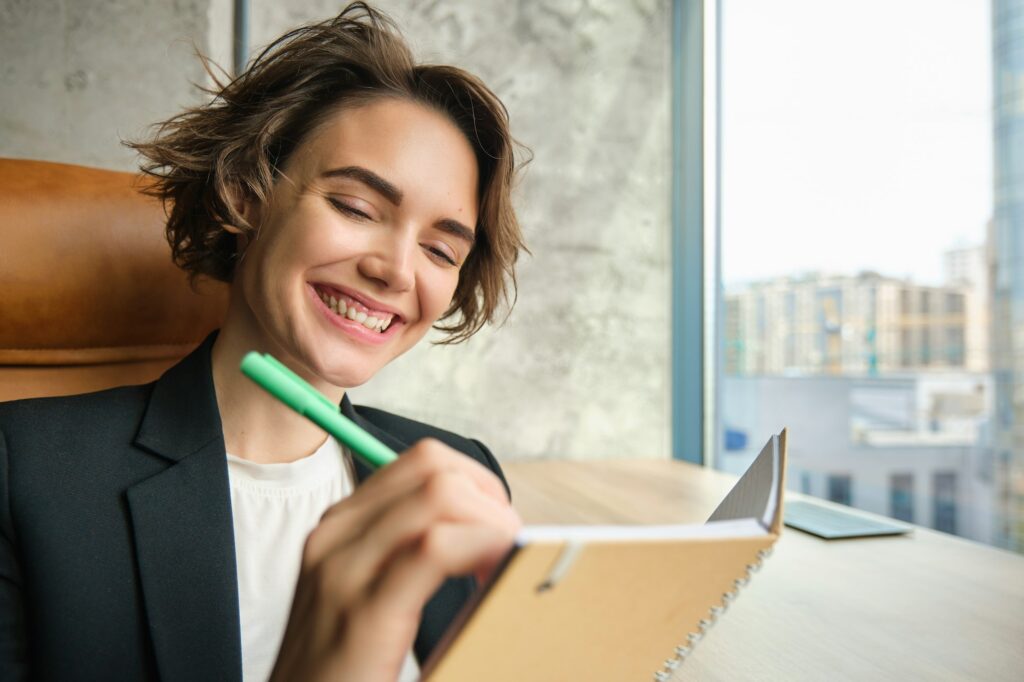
[425,245,458,267]
[328,198,371,220]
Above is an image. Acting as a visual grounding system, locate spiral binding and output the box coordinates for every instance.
[652,547,773,681]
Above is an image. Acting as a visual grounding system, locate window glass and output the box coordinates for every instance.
[890,473,915,523]
[717,0,1022,552]
[933,472,959,534]
[827,475,852,507]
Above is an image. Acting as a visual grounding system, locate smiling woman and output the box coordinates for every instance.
[215,98,484,390]
[0,3,528,682]
[132,4,525,346]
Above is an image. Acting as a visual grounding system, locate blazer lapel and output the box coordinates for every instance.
[340,395,409,484]
[127,333,242,682]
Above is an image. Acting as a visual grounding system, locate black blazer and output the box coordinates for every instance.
[0,333,508,681]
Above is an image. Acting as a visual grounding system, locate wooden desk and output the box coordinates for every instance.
[503,459,1024,681]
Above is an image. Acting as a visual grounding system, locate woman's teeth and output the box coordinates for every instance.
[317,289,393,332]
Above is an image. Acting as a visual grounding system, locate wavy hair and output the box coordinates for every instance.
[128,1,527,343]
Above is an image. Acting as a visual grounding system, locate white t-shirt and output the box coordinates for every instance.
[226,437,420,682]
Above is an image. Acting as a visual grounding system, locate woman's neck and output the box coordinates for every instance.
[210,320,344,465]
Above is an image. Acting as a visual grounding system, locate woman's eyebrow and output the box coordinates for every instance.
[323,165,475,245]
[437,218,476,246]
[321,165,403,206]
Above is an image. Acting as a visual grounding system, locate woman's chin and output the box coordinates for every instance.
[312,362,377,391]
[328,373,371,390]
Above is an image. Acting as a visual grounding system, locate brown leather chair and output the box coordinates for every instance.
[0,158,229,402]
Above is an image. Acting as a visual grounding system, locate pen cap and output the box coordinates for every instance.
[261,354,339,412]
[239,350,399,469]
[239,352,316,415]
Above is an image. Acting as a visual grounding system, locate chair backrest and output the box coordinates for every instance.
[0,158,229,402]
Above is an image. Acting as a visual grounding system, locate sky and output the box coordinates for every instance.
[720,0,993,287]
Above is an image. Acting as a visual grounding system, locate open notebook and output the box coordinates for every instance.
[421,430,788,682]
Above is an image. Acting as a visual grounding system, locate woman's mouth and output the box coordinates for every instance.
[311,284,398,334]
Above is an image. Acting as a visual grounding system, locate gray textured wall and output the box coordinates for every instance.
[0,0,226,169]
[1,0,672,460]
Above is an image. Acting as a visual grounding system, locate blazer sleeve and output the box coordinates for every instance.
[0,428,29,681]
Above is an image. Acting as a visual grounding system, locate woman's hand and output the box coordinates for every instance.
[268,438,521,682]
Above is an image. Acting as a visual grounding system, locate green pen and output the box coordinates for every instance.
[239,351,398,469]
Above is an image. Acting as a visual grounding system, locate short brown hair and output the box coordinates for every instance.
[129,1,527,343]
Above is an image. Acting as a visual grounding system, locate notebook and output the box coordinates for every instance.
[420,430,788,682]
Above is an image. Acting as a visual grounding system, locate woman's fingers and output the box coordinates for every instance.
[293,519,520,682]
[305,439,510,567]
[331,468,521,606]
[273,439,520,682]
[346,521,520,654]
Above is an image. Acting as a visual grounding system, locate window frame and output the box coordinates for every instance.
[672,0,721,465]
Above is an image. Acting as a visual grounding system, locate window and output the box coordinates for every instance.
[933,472,958,534]
[890,473,915,523]
[713,0,1016,553]
[947,327,965,366]
[901,328,914,367]
[827,475,852,506]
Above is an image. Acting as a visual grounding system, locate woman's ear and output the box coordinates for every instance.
[224,184,261,250]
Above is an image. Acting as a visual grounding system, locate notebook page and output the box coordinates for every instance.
[706,434,780,529]
[517,517,766,543]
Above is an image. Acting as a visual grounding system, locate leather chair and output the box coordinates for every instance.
[0,158,229,402]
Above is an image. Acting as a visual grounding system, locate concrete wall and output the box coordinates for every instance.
[0,0,672,460]
[0,0,227,169]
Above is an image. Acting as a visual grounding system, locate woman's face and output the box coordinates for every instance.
[231,97,479,388]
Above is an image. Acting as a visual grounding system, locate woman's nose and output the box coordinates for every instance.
[357,234,415,292]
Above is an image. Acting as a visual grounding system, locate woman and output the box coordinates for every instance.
[0,3,526,681]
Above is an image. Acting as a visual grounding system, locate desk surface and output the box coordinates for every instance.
[503,458,1024,681]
